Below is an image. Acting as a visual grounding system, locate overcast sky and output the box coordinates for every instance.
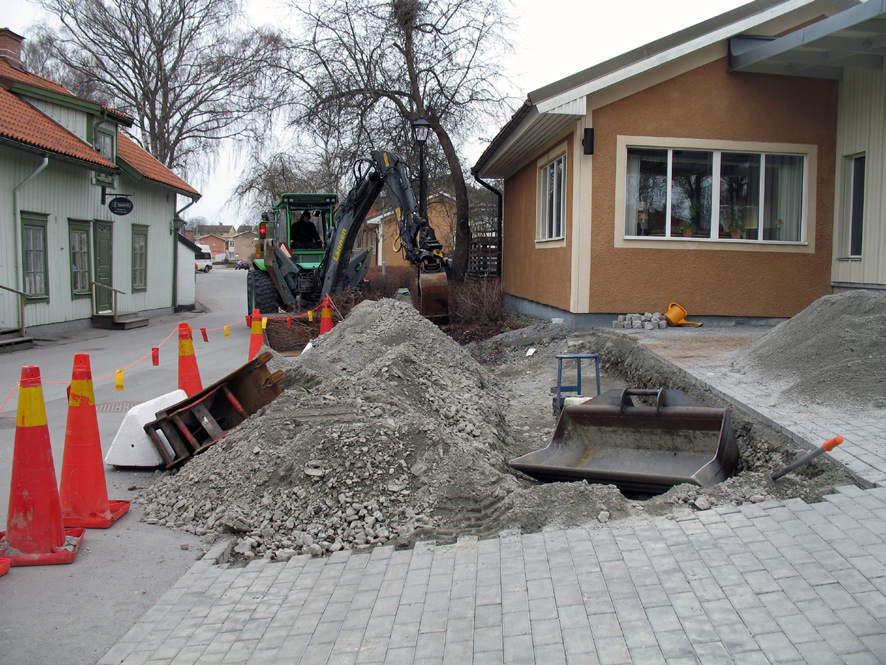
[6,0,745,226]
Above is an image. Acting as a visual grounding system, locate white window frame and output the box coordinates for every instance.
[93,124,116,186]
[840,152,865,259]
[614,136,817,254]
[537,145,567,244]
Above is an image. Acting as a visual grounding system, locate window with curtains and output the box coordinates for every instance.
[539,153,566,240]
[625,147,805,242]
[22,213,49,299]
[69,221,91,296]
[132,226,148,291]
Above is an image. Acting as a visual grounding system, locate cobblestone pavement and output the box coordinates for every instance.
[633,329,886,488]
[99,329,886,665]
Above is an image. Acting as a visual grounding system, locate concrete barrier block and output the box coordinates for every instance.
[105,390,188,467]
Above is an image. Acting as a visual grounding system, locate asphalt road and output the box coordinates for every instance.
[0,267,253,665]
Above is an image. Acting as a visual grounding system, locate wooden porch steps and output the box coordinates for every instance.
[91,311,149,330]
[0,329,34,353]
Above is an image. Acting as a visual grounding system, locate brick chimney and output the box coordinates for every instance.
[0,28,25,70]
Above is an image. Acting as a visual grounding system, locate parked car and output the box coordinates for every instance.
[236,260,250,270]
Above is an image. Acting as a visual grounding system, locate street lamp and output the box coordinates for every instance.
[411,116,432,219]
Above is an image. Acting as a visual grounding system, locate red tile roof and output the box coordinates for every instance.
[0,87,117,169]
[117,132,200,196]
[0,58,71,95]
[0,58,197,197]
[0,59,132,122]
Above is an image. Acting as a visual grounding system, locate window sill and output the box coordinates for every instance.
[836,256,862,261]
[535,237,565,244]
[623,235,807,246]
[72,291,91,299]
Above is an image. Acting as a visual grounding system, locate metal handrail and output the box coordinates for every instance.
[90,281,127,320]
[0,283,27,338]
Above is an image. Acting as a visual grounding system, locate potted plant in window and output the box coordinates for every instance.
[727,206,745,239]
[678,219,695,237]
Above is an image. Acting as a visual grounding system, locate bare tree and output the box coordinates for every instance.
[283,0,514,280]
[37,0,283,172]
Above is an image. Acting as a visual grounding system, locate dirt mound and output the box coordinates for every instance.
[731,290,886,407]
[137,302,860,560]
[138,300,603,559]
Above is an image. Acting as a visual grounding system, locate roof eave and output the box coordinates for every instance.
[118,156,201,199]
[728,0,886,78]
[0,134,119,174]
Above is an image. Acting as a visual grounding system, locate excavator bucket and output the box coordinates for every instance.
[510,389,739,494]
[419,271,449,321]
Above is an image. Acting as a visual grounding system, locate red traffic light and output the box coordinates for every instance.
[259,222,267,239]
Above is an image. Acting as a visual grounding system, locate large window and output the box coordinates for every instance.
[843,154,865,257]
[22,213,48,299]
[539,153,566,240]
[625,147,805,242]
[132,226,148,291]
[69,221,91,296]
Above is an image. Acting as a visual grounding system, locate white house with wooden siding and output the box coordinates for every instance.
[0,28,200,344]
[730,0,886,292]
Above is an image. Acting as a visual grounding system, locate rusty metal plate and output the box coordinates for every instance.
[419,271,448,321]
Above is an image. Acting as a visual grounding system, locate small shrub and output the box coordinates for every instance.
[448,277,505,324]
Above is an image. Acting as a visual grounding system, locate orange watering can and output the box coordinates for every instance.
[664,302,703,327]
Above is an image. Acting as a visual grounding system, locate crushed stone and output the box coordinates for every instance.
[137,299,860,560]
[730,290,886,408]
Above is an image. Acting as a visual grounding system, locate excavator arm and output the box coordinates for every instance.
[318,150,449,319]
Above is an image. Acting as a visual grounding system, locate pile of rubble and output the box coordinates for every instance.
[611,312,668,330]
[138,300,622,559]
[137,299,859,560]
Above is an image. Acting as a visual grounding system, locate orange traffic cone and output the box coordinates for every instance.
[0,366,84,566]
[320,297,334,335]
[0,557,9,576]
[248,308,264,360]
[178,323,203,396]
[59,354,130,528]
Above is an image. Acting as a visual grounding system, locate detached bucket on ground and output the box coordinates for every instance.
[510,389,739,494]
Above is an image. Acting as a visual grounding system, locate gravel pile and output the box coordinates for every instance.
[731,290,886,408]
[137,299,860,560]
[139,300,622,559]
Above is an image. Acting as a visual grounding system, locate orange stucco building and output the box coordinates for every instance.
[474,0,870,326]
[363,193,456,269]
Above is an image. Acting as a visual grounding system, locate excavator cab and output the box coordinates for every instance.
[248,151,448,320]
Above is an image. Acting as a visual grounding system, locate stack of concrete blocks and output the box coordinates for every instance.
[612,312,668,330]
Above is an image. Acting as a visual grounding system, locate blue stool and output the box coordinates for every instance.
[550,354,601,416]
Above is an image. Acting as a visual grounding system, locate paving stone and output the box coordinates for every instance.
[594,636,631,665]
[755,632,802,662]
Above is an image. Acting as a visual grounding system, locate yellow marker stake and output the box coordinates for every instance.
[224,325,230,338]
[115,369,124,391]
[261,317,268,330]
[308,310,313,322]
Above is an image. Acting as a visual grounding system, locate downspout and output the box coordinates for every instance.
[470,168,503,278]
[173,197,198,310]
[13,156,50,293]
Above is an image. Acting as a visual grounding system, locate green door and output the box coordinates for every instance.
[94,221,113,312]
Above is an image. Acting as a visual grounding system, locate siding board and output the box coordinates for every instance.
[832,68,886,287]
